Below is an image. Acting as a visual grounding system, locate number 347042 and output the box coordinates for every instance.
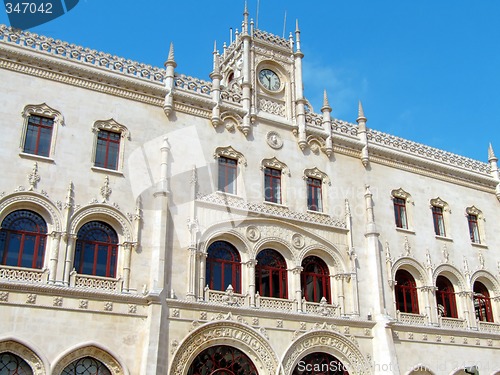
[5,2,53,14]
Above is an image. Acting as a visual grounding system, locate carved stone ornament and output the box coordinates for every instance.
[52,345,124,375]
[391,188,411,201]
[466,205,482,217]
[100,176,112,202]
[430,197,449,211]
[92,118,130,140]
[213,145,247,166]
[246,226,261,242]
[303,167,331,185]
[266,131,283,149]
[291,233,305,249]
[28,162,41,191]
[169,321,278,375]
[0,340,46,374]
[261,156,289,175]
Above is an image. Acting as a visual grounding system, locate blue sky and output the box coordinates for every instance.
[1,0,497,163]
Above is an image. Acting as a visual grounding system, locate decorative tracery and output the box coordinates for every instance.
[187,345,258,375]
[292,352,349,375]
[61,357,111,375]
[0,352,33,375]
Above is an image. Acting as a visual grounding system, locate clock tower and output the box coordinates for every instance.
[211,4,308,147]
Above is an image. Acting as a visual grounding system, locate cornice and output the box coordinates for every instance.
[390,322,500,339]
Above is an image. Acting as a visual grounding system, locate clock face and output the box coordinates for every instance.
[258,69,281,92]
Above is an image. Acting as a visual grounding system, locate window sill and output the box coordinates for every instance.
[395,227,416,235]
[91,166,124,177]
[19,152,55,163]
[307,209,329,217]
[471,242,488,249]
[263,200,288,209]
[435,235,453,242]
[215,190,243,200]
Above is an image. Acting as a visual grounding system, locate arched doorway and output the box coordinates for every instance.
[187,345,258,375]
[293,352,349,375]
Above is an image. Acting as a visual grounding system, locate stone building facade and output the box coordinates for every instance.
[0,7,499,375]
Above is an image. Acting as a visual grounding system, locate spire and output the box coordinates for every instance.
[489,143,497,162]
[165,42,177,68]
[295,19,301,52]
[322,90,331,110]
[356,100,367,123]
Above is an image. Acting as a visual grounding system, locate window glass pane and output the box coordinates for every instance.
[38,126,52,157]
[107,141,119,170]
[0,352,33,375]
[81,243,95,275]
[19,235,35,268]
[95,245,109,277]
[5,234,22,266]
[23,125,38,154]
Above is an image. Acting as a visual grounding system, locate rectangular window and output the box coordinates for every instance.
[432,206,446,236]
[218,157,237,194]
[393,197,408,229]
[468,214,480,243]
[23,115,54,157]
[307,177,322,212]
[95,130,120,170]
[264,167,281,204]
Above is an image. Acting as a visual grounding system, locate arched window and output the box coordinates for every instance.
[474,281,494,322]
[395,269,419,314]
[61,357,111,375]
[301,256,331,303]
[0,210,47,269]
[436,276,457,318]
[187,345,258,375]
[293,352,349,375]
[206,241,241,293]
[0,352,33,375]
[74,221,118,278]
[256,249,287,299]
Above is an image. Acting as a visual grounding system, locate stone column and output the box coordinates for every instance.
[198,252,207,301]
[292,266,303,312]
[63,234,77,285]
[245,259,257,307]
[48,231,61,283]
[186,245,197,301]
[122,242,133,292]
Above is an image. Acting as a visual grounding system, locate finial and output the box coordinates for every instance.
[213,40,217,53]
[165,42,177,68]
[357,100,367,122]
[323,90,331,108]
[244,0,248,15]
[295,19,301,52]
[488,143,497,162]
[295,19,300,32]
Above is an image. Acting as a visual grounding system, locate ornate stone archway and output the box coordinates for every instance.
[0,339,46,375]
[169,321,279,375]
[52,345,126,375]
[281,330,369,375]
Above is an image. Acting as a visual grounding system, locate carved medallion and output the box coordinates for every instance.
[246,226,261,241]
[267,131,283,149]
[292,233,305,249]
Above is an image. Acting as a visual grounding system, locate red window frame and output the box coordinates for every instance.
[188,345,258,375]
[474,281,494,322]
[393,197,408,229]
[436,276,457,318]
[0,210,47,269]
[301,256,331,303]
[95,130,120,170]
[264,167,282,204]
[206,241,241,293]
[256,249,288,299]
[432,206,446,236]
[468,214,480,243]
[23,115,54,157]
[218,156,237,194]
[307,177,322,212]
[74,221,118,278]
[395,269,419,314]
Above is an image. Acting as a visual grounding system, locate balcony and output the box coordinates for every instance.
[70,271,123,293]
[203,286,339,317]
[0,265,49,284]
